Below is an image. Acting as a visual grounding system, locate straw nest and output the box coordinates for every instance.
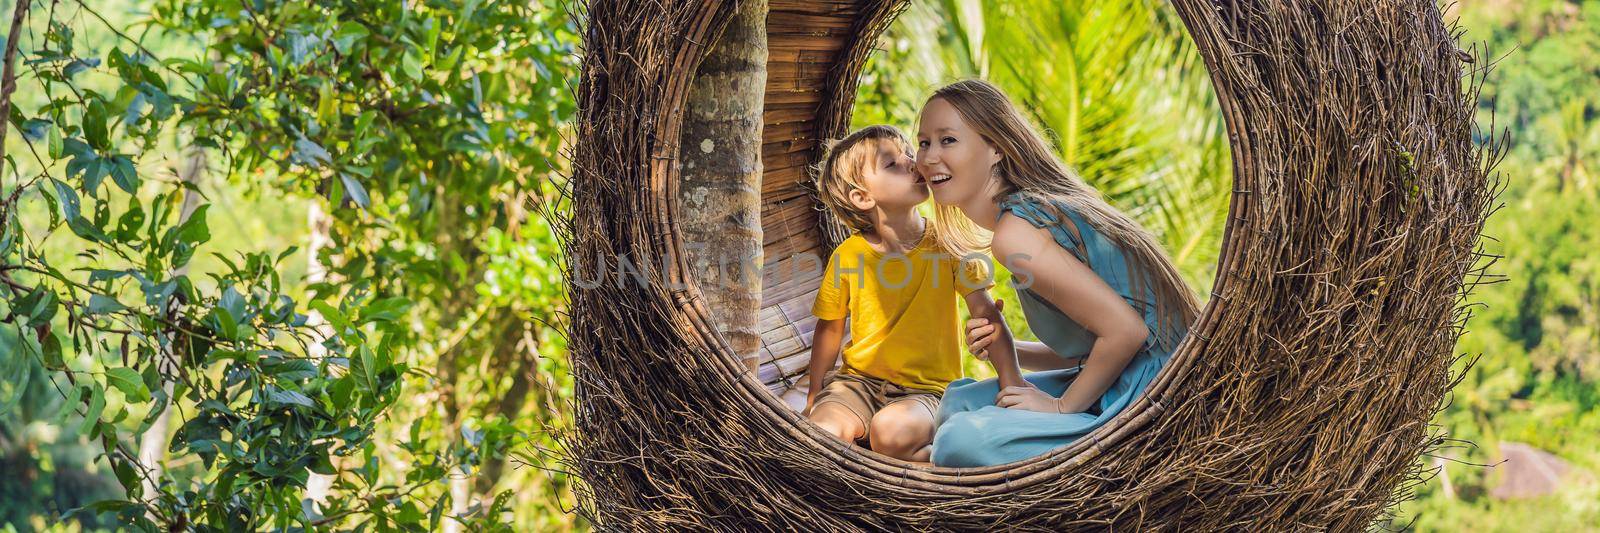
[561,0,1500,529]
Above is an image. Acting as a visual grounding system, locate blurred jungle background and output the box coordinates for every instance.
[1,0,1594,530]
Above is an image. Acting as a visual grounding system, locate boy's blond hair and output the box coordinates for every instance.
[813,125,912,233]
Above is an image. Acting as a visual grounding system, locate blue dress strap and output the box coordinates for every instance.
[997,193,1090,266]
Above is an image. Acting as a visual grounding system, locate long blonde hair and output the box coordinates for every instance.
[929,79,1200,350]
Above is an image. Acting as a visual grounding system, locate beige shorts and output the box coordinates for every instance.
[812,372,940,442]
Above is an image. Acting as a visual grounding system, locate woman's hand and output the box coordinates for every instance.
[965,299,1004,360]
[996,384,1065,413]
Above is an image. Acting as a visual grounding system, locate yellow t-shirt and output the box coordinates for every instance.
[811,231,993,392]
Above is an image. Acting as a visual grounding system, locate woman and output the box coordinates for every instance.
[916,79,1200,468]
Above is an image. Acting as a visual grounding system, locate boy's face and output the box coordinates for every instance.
[853,138,929,212]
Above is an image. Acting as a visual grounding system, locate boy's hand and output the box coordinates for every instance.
[965,298,1004,360]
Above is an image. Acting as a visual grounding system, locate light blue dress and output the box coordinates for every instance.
[931,192,1185,468]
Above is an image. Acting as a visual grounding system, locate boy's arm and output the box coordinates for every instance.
[963,289,1027,389]
[804,318,847,416]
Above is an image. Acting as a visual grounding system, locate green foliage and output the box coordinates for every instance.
[3,0,581,529]
[1381,2,1600,530]
[2,0,1592,530]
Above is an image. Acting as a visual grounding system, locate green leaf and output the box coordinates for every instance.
[109,155,139,193]
[49,178,83,223]
[0,338,27,415]
[79,384,106,435]
[40,330,65,368]
[0,218,14,257]
[208,307,240,341]
[310,301,350,332]
[124,91,146,126]
[84,98,110,150]
[63,499,136,521]
[266,388,314,408]
[357,344,378,393]
[47,123,64,157]
[333,23,370,54]
[116,200,145,241]
[62,57,100,78]
[264,357,319,381]
[177,204,211,245]
[67,216,111,243]
[106,367,151,403]
[340,172,370,209]
[218,285,246,319]
[19,118,50,141]
[87,294,128,315]
[15,286,60,327]
[50,178,109,242]
[50,381,83,424]
[360,297,411,323]
[292,136,332,167]
[310,450,337,475]
[61,138,98,184]
[401,49,424,80]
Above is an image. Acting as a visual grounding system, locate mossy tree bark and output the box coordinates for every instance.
[679,0,767,375]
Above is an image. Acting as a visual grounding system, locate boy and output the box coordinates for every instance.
[804,125,1024,463]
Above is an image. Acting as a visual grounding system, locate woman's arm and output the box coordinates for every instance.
[804,318,847,416]
[962,290,1027,389]
[991,215,1148,414]
[1016,340,1083,371]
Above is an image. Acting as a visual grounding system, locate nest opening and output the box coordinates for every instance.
[566,0,1495,527]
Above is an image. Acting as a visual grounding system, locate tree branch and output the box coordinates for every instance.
[1,0,35,166]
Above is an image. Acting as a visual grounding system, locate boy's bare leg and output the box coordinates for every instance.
[868,401,936,462]
[809,403,867,443]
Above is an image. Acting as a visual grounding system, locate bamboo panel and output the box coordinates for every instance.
[767,60,832,81]
[755,0,862,404]
[765,157,814,174]
[764,120,820,142]
[768,0,860,13]
[766,48,844,66]
[761,236,823,266]
[757,351,810,388]
[761,253,827,295]
[759,288,814,323]
[769,0,853,7]
[764,151,816,173]
[762,271,826,307]
[761,185,815,206]
[762,138,819,159]
[766,89,827,106]
[760,201,820,239]
[767,68,834,84]
[763,104,822,125]
[766,12,860,30]
[767,33,850,53]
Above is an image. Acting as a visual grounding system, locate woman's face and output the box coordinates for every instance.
[916,97,1001,207]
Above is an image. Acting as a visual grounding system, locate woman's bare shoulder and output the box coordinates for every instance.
[991,212,1053,257]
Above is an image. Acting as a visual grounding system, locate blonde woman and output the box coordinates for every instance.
[916,79,1200,468]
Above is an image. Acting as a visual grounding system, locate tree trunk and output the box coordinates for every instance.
[474,315,535,495]
[137,142,207,500]
[0,0,36,165]
[300,200,336,516]
[678,0,767,376]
